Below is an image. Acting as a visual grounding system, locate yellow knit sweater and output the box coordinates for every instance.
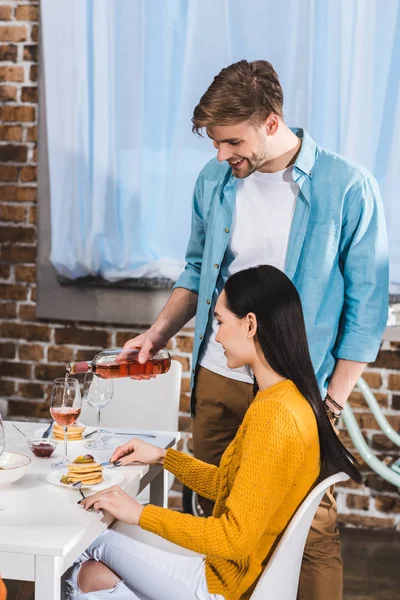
[140,379,320,600]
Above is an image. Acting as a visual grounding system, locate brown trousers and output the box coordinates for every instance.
[192,366,343,600]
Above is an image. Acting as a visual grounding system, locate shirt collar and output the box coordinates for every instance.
[291,128,317,178]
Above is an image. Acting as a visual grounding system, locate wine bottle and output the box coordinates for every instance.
[66,348,171,379]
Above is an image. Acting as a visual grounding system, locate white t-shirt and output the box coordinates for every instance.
[199,165,299,383]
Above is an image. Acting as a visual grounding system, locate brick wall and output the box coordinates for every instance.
[1,1,400,526]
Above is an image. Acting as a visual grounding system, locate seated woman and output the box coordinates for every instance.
[66,265,361,600]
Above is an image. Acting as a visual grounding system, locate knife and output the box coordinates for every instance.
[84,429,156,439]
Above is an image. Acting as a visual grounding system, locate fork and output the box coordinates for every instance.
[72,481,86,501]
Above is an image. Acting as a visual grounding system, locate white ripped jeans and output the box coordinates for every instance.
[64,521,225,600]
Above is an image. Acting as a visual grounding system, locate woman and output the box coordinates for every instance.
[66,266,360,600]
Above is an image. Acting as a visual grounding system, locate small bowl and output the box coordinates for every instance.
[0,452,31,487]
[27,438,57,459]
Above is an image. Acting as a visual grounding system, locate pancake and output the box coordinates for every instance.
[53,423,86,441]
[61,454,104,486]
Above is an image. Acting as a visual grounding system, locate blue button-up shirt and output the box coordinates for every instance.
[173,129,389,413]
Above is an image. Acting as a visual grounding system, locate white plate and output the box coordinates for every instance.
[33,422,96,442]
[47,468,124,491]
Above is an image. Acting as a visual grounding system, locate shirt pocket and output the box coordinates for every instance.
[299,220,340,280]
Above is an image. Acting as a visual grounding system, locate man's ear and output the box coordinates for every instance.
[247,312,258,338]
[265,114,279,136]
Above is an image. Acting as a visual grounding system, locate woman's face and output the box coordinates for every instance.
[215,290,256,369]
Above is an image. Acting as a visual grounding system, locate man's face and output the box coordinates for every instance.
[207,121,273,178]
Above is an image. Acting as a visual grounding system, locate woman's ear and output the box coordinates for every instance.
[246,313,257,338]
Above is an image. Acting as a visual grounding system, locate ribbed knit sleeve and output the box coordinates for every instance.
[163,448,220,501]
[140,398,306,560]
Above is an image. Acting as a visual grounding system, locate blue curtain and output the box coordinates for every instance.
[42,0,400,289]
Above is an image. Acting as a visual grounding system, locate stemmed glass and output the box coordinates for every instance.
[83,373,114,450]
[0,413,4,510]
[50,378,81,469]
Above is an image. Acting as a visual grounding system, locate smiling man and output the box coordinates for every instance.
[124,60,388,600]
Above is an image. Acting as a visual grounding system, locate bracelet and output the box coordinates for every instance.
[325,392,343,413]
[324,402,340,420]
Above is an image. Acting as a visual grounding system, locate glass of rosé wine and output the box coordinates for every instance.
[50,377,81,468]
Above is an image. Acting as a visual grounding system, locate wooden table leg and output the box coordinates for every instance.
[35,556,62,600]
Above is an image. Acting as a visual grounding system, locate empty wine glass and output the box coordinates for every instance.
[50,378,81,468]
[83,373,114,450]
[0,413,5,459]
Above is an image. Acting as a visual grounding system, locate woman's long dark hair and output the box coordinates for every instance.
[224,265,361,483]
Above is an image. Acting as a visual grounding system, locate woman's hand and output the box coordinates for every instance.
[110,438,167,466]
[79,486,144,525]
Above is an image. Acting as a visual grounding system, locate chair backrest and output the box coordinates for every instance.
[80,359,182,431]
[251,471,349,600]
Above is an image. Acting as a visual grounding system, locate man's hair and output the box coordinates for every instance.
[192,60,284,135]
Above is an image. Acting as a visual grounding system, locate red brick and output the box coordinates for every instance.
[0,66,24,82]
[31,147,37,163]
[17,303,36,320]
[19,166,36,182]
[30,285,36,301]
[180,377,191,394]
[371,434,398,452]
[54,327,110,347]
[346,493,370,511]
[0,226,35,243]
[0,105,35,122]
[7,399,49,419]
[0,379,15,396]
[337,513,395,530]
[178,415,192,432]
[18,343,43,361]
[374,495,400,513]
[29,64,38,82]
[1,322,51,342]
[0,125,22,141]
[388,374,400,391]
[0,360,32,379]
[21,86,37,103]
[48,346,74,362]
[364,473,399,494]
[1,244,36,263]
[0,165,18,181]
[35,363,65,381]
[335,478,364,491]
[0,144,27,162]
[0,342,16,359]
[18,382,45,400]
[0,26,27,42]
[0,302,17,318]
[115,330,142,347]
[361,372,382,389]
[176,336,193,353]
[0,6,12,20]
[0,85,17,101]
[0,204,26,222]
[171,355,190,372]
[15,265,36,282]
[23,45,38,62]
[15,5,39,21]
[0,284,27,300]
[371,350,400,370]
[348,390,388,409]
[392,395,400,410]
[31,25,38,43]
[26,126,37,142]
[179,393,190,413]
[28,205,36,224]
[75,348,102,361]
[0,265,10,279]
[0,44,17,62]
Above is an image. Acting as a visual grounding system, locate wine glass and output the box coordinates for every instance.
[0,413,5,459]
[83,373,114,450]
[50,378,81,469]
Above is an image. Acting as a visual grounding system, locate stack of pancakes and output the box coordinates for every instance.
[65,456,103,485]
[53,423,86,441]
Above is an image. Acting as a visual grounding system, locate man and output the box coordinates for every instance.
[125,60,389,599]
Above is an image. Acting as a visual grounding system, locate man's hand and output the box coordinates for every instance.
[79,485,144,525]
[110,438,167,466]
[122,329,167,379]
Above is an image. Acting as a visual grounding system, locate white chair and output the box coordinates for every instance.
[80,359,182,506]
[251,471,349,600]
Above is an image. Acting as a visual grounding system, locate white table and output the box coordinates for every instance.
[0,421,179,600]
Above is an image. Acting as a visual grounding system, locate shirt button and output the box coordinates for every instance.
[309,171,312,176]
[206,299,211,305]
[225,228,229,233]
[199,335,203,340]
[214,264,219,269]
[192,369,195,374]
